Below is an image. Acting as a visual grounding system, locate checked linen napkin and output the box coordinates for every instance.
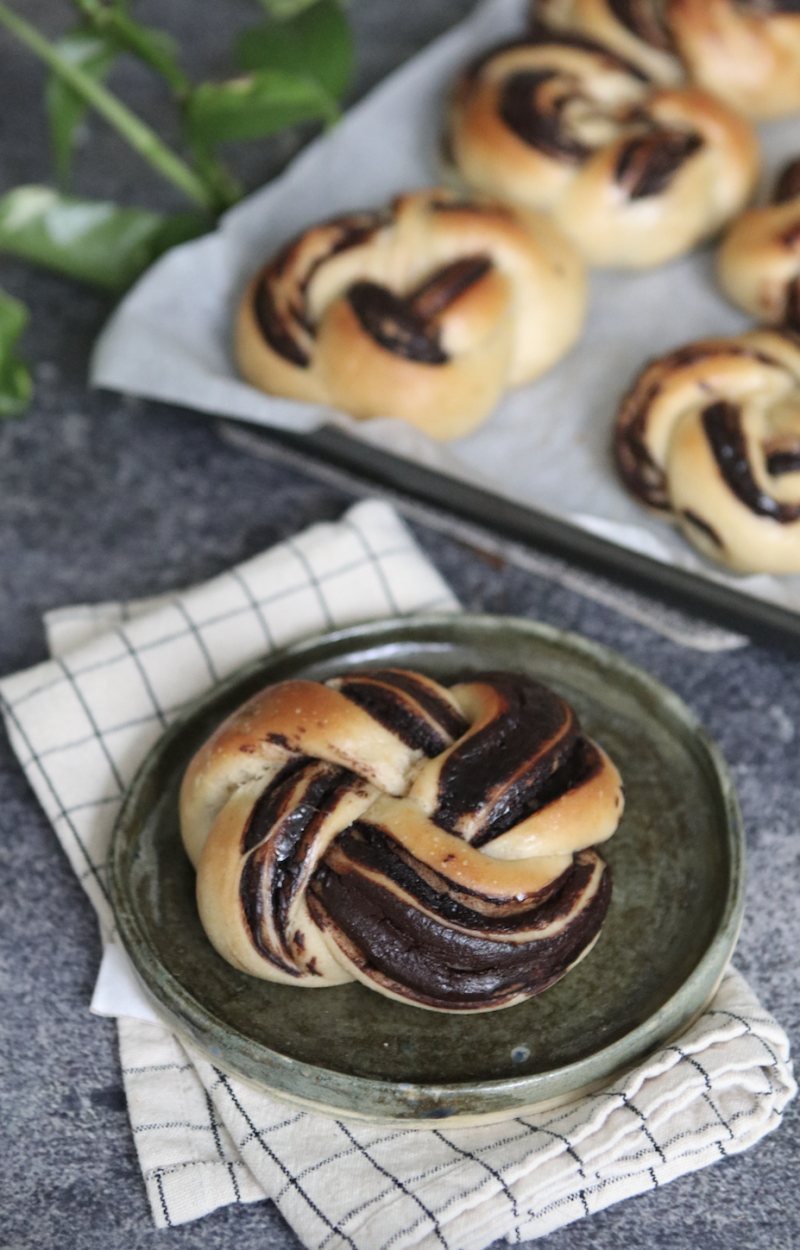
[1,498,794,1246]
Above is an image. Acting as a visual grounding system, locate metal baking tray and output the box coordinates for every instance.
[226,418,800,658]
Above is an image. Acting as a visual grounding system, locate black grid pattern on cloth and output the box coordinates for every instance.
[159,970,794,1250]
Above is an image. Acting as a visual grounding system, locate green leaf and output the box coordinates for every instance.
[184,69,338,146]
[236,0,353,100]
[0,289,32,418]
[0,187,208,290]
[73,0,189,94]
[45,27,119,186]
[255,0,321,19]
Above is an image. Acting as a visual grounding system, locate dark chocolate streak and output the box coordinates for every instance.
[310,857,610,1006]
[785,276,800,332]
[614,129,703,199]
[348,283,447,364]
[774,157,800,204]
[766,448,800,475]
[499,70,592,163]
[615,342,785,508]
[241,755,313,854]
[525,24,651,79]
[346,255,493,365]
[333,822,573,922]
[434,672,578,837]
[471,736,602,848]
[253,214,385,366]
[703,400,800,522]
[339,669,468,741]
[240,762,359,970]
[411,257,493,322]
[608,0,675,49]
[334,680,451,757]
[681,510,723,549]
[254,279,310,368]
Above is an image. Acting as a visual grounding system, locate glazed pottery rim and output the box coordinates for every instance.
[109,613,745,1119]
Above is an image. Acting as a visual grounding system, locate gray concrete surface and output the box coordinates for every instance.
[0,3,798,1248]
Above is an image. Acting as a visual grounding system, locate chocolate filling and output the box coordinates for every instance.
[254,277,311,368]
[333,679,454,757]
[346,254,493,365]
[471,735,602,847]
[614,129,703,199]
[499,69,592,163]
[785,276,800,332]
[253,213,386,366]
[525,24,651,79]
[348,282,447,365]
[329,822,575,922]
[241,754,313,853]
[335,669,468,741]
[433,672,579,837]
[607,0,676,50]
[703,400,800,522]
[616,342,785,508]
[766,448,800,475]
[681,510,723,549]
[239,761,362,969]
[411,257,493,322]
[774,157,800,205]
[309,855,610,1007]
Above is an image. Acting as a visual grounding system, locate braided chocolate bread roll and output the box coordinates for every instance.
[667,0,800,121]
[718,158,800,329]
[235,188,586,441]
[180,668,623,1013]
[536,0,684,84]
[446,33,759,267]
[615,329,800,571]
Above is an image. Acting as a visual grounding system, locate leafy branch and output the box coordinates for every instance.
[0,0,355,415]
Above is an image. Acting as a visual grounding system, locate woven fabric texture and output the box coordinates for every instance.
[0,499,794,1244]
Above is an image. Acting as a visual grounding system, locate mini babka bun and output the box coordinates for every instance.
[446,32,759,267]
[235,188,586,440]
[180,668,623,1012]
[615,328,800,572]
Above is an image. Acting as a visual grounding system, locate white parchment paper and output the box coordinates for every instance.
[91,0,800,613]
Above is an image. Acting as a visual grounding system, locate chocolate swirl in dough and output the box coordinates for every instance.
[615,328,800,572]
[180,669,623,1012]
[536,0,683,84]
[537,1,800,118]
[235,189,586,442]
[447,31,758,267]
[718,158,800,332]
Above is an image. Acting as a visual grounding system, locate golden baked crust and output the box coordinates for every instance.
[668,0,800,121]
[235,188,586,441]
[718,158,800,328]
[536,0,684,84]
[180,668,623,1013]
[615,328,800,572]
[447,33,759,267]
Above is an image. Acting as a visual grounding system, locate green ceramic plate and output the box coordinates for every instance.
[109,614,744,1126]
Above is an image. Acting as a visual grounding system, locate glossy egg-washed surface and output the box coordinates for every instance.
[110,616,743,1123]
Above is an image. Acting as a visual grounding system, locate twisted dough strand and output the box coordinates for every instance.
[181,669,623,1012]
[447,32,758,267]
[235,188,586,440]
[615,328,800,571]
[719,158,800,330]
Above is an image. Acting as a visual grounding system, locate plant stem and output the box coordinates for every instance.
[0,1,215,210]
